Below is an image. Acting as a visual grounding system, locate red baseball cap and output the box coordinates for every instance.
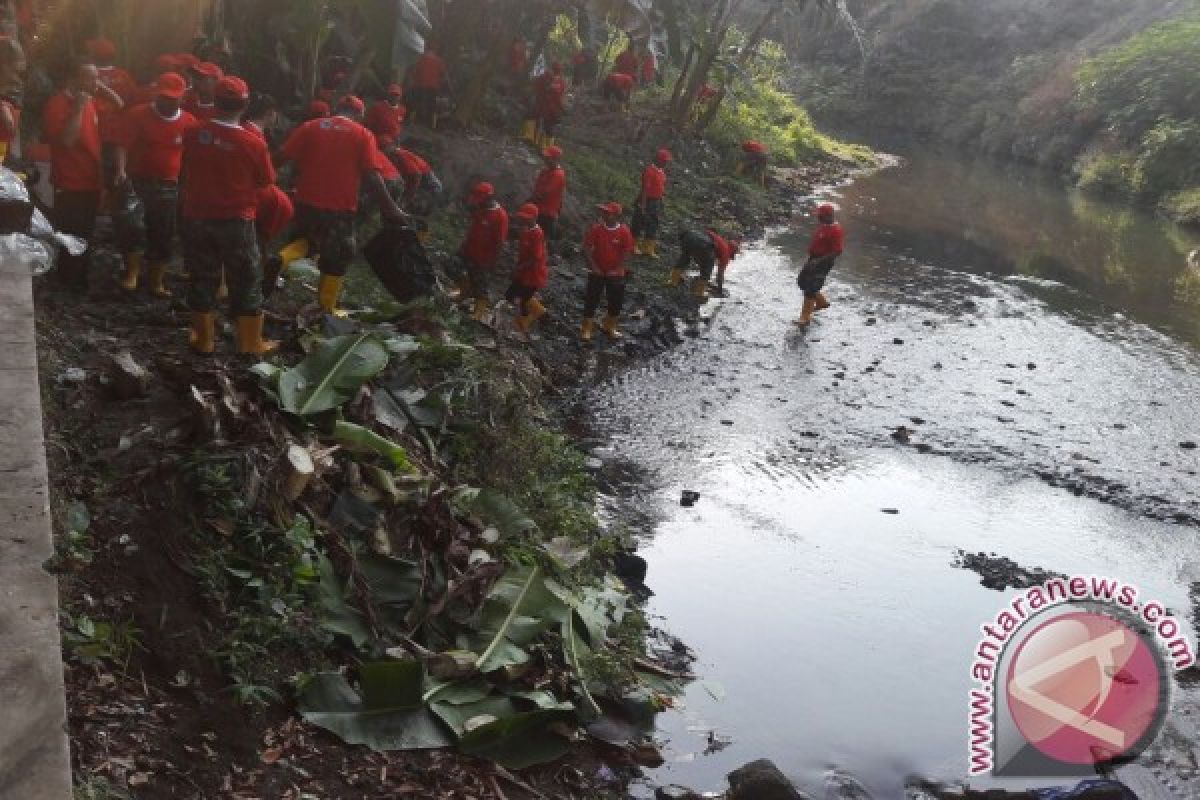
[192,61,224,80]
[386,83,404,97]
[468,182,495,203]
[516,203,540,221]
[306,99,331,119]
[816,203,836,218]
[85,38,116,61]
[154,72,187,100]
[155,53,183,73]
[542,145,563,160]
[596,201,622,216]
[337,95,366,115]
[176,53,200,70]
[214,75,249,102]
[655,148,673,164]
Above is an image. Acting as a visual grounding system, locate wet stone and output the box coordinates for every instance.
[727,759,809,800]
[1181,441,1197,450]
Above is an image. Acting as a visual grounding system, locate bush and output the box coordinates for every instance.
[1161,187,1200,230]
[1077,14,1200,142]
[1133,119,1200,197]
[1076,150,1137,196]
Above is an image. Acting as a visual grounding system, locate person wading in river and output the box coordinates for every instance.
[796,203,844,326]
[668,227,741,299]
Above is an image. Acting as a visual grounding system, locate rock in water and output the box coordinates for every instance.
[727,759,810,800]
[656,786,703,800]
[824,769,873,799]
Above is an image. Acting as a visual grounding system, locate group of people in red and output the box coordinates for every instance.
[31,30,842,356]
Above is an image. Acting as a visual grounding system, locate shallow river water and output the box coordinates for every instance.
[585,152,1200,797]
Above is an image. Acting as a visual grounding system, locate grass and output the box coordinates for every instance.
[1161,187,1200,229]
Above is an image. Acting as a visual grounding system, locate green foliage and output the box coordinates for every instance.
[1161,187,1200,228]
[74,778,130,800]
[62,614,143,669]
[568,148,639,206]
[1076,150,1138,196]
[1078,14,1200,142]
[1133,119,1200,197]
[707,42,871,165]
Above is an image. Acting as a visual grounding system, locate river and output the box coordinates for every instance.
[585,151,1200,798]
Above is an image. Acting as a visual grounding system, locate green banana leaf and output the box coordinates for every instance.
[458,709,575,770]
[318,555,372,648]
[298,661,452,752]
[276,334,390,415]
[430,695,519,737]
[472,567,567,673]
[453,488,540,539]
[331,420,413,472]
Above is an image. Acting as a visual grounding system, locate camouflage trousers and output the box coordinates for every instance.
[132,178,179,263]
[294,204,356,277]
[183,218,262,314]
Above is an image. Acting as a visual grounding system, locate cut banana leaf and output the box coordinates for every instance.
[277,334,390,415]
[332,421,413,472]
[458,709,575,770]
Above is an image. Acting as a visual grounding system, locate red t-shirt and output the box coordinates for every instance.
[531,166,566,218]
[640,54,656,83]
[808,222,845,258]
[42,91,103,191]
[256,184,294,242]
[119,104,198,181]
[366,100,406,146]
[373,145,400,181]
[513,225,548,289]
[641,164,667,200]
[460,204,509,268]
[708,230,734,268]
[605,73,634,94]
[181,120,275,220]
[96,65,138,143]
[280,115,380,213]
[535,74,567,118]
[584,222,635,277]
[614,49,638,77]
[743,140,767,155]
[409,53,447,90]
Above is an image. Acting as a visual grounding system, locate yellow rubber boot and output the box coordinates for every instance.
[645,240,660,260]
[517,297,547,332]
[519,119,537,143]
[216,270,229,302]
[796,296,817,327]
[580,318,595,342]
[634,238,646,256]
[690,277,709,299]
[236,313,279,355]
[543,136,556,148]
[602,315,623,339]
[278,238,310,275]
[147,262,172,298]
[317,274,345,315]
[666,268,684,287]
[471,297,491,322]
[120,251,143,291]
[814,292,831,311]
[188,311,216,354]
[735,161,745,175]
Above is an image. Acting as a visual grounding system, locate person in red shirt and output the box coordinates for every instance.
[86,39,135,154]
[278,94,405,314]
[796,203,845,326]
[528,145,565,245]
[613,45,639,78]
[505,203,548,335]
[43,58,120,292]
[112,71,197,296]
[180,76,277,354]
[739,139,769,186]
[640,49,657,87]
[531,63,566,147]
[365,84,406,149]
[632,148,671,258]
[571,47,597,87]
[602,71,634,111]
[305,99,331,120]
[668,227,741,299]
[184,61,222,120]
[240,95,295,298]
[456,181,509,321]
[392,146,442,215]
[406,43,449,127]
[581,201,635,341]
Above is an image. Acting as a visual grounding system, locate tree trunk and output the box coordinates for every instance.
[694,3,781,132]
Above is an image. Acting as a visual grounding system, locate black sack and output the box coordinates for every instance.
[362,224,437,305]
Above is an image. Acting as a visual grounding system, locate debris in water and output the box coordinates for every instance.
[680,490,701,507]
[881,508,899,515]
